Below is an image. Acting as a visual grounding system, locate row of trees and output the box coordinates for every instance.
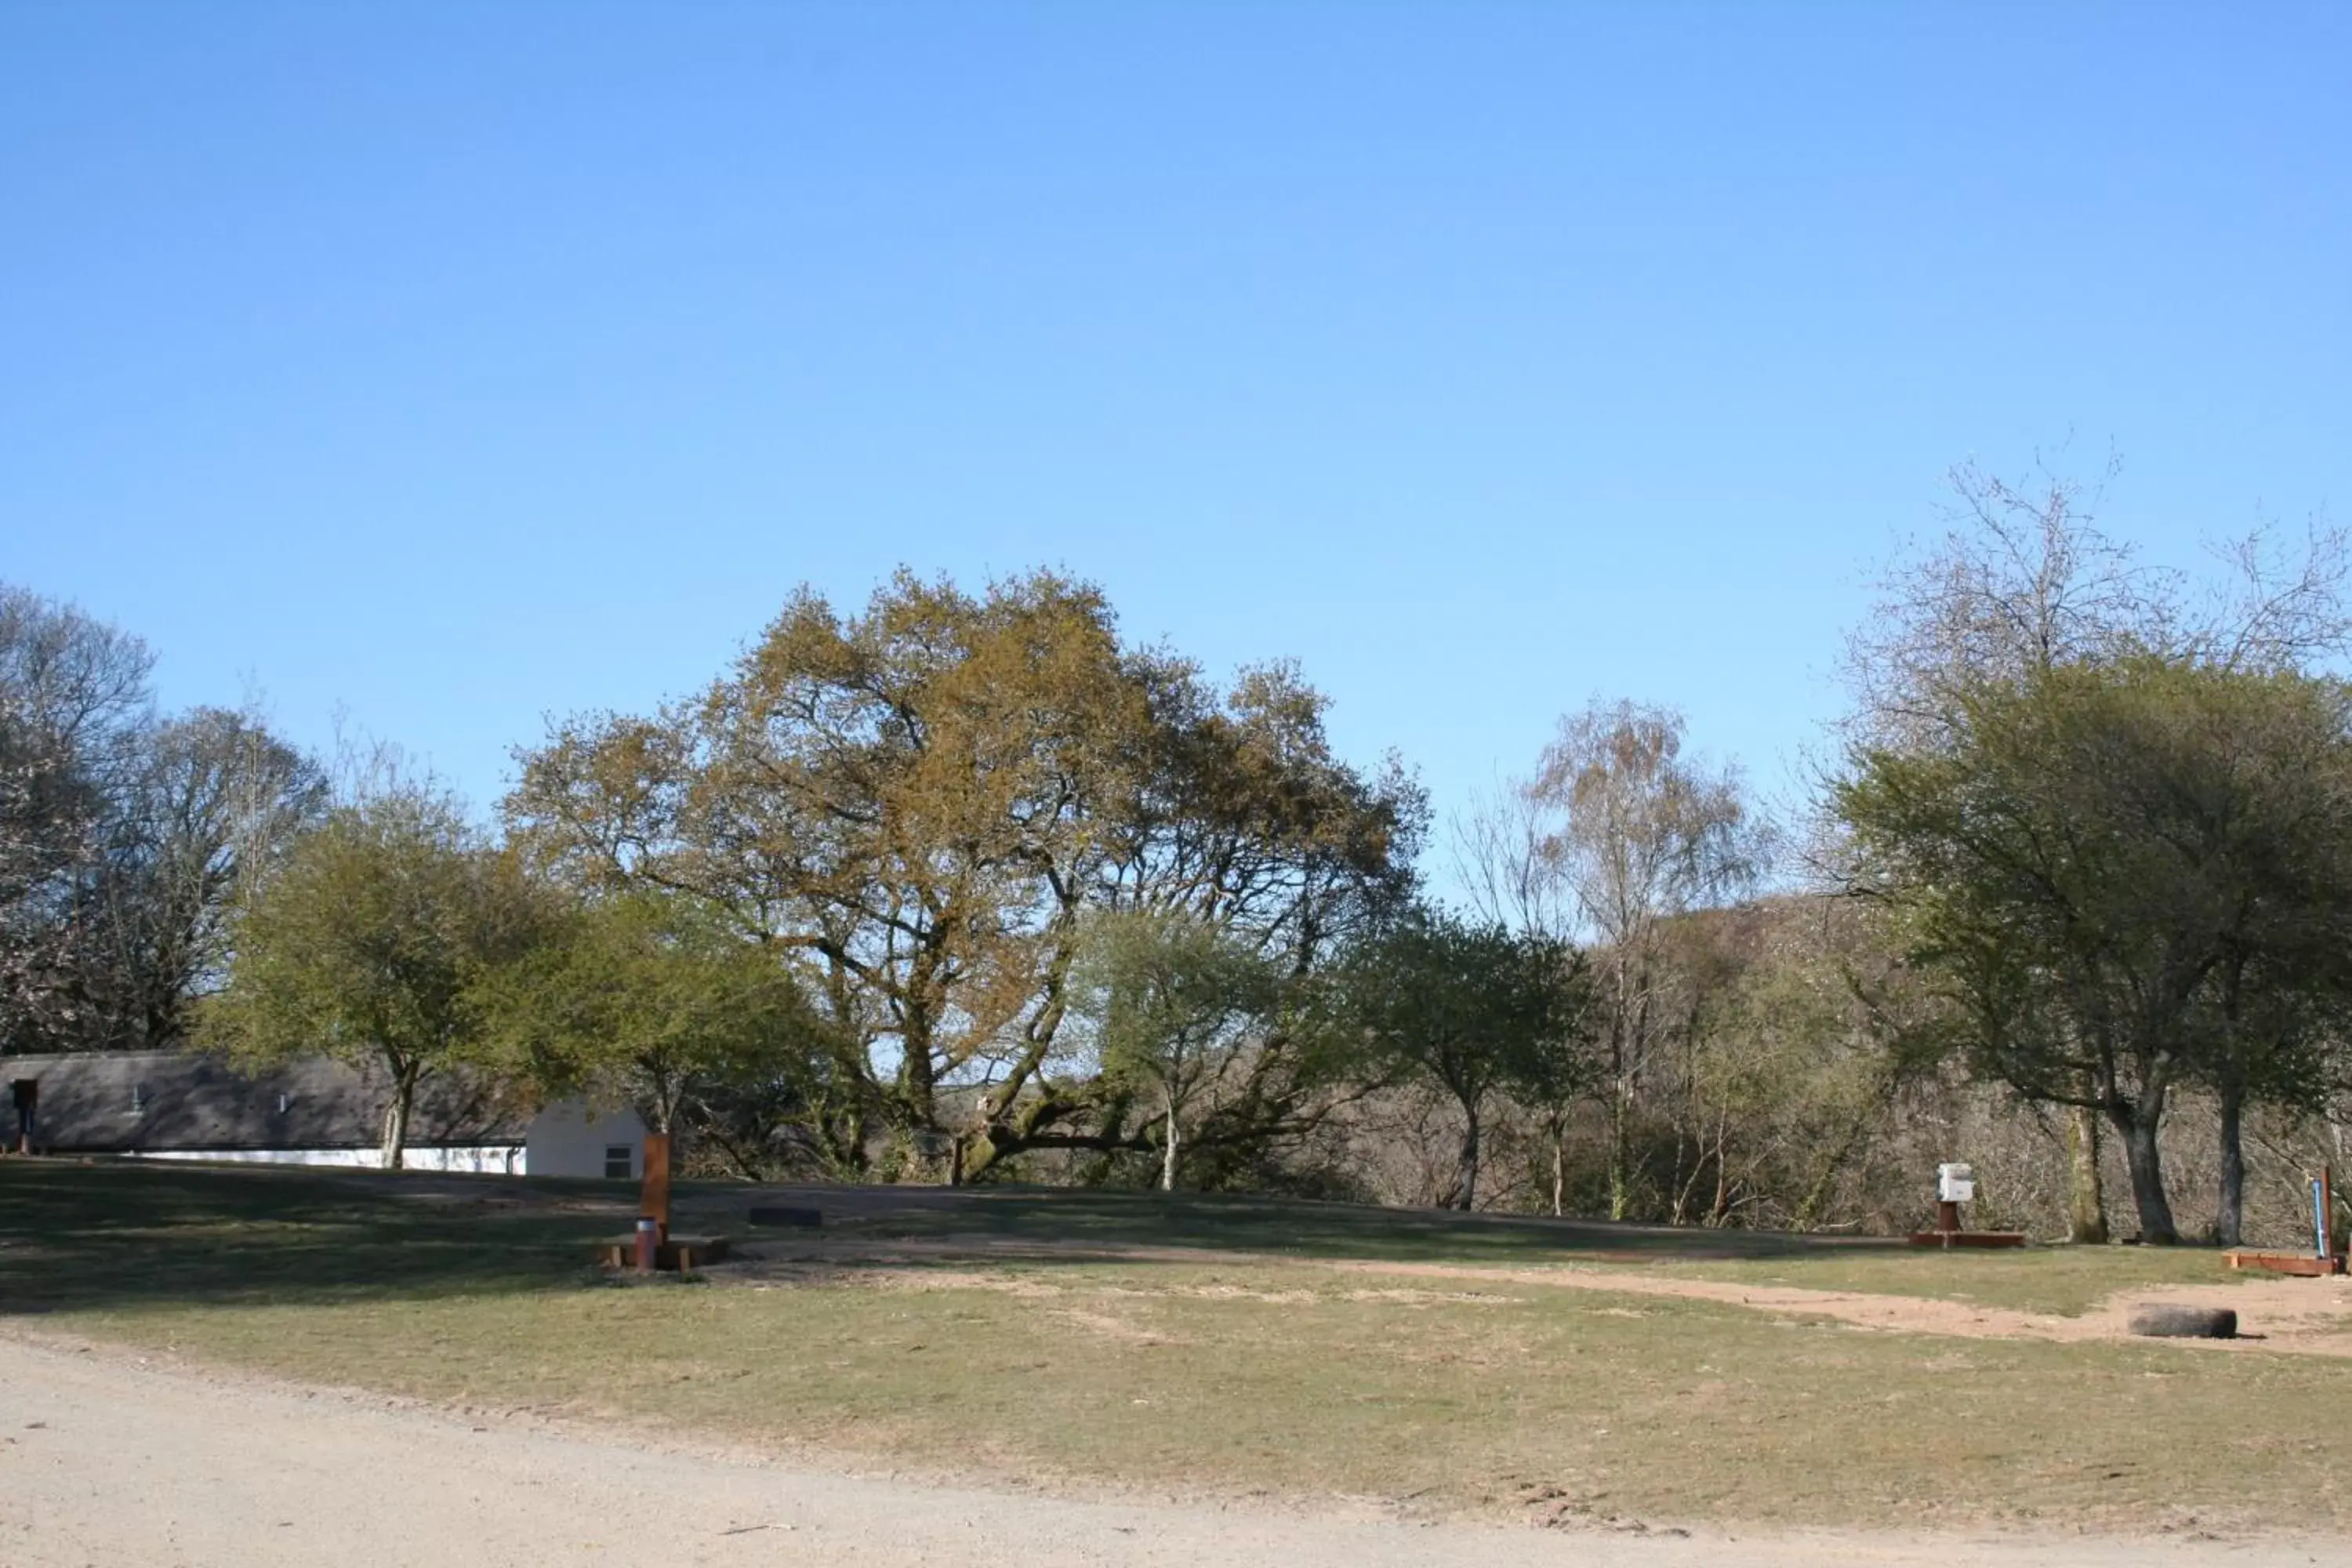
[8,467,2350,1240]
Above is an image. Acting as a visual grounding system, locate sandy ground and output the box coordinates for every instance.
[1320,1259,2352,1354]
[3,1334,2345,1568]
[713,1234,2352,1355]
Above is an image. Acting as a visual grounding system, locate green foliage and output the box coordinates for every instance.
[201,783,546,1165]
[506,568,1422,1178]
[1837,656,2352,1241]
[1069,907,1284,1189]
[468,889,839,1143]
[1337,907,1589,1209]
[1652,900,1911,1229]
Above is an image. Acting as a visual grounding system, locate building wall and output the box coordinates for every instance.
[524,1101,648,1179]
[128,1145,523,1173]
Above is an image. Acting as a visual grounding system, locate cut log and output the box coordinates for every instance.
[2125,1304,2238,1339]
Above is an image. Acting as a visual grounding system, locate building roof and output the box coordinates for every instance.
[0,1051,531,1153]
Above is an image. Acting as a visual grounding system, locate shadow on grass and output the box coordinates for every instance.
[690,1181,1916,1265]
[0,1160,623,1316]
[1,1160,1929,1319]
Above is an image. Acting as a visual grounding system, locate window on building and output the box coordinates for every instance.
[604,1145,633,1180]
[129,1082,147,1113]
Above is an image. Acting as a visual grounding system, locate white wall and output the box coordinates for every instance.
[130,1145,522,1173]
[524,1101,649,1180]
[118,1099,647,1178]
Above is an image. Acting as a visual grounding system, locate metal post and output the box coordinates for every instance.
[634,1217,659,1273]
[2316,1172,2335,1265]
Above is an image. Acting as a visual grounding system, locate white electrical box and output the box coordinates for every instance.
[1937,1162,1976,1203]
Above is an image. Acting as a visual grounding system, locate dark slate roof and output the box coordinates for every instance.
[0,1051,532,1153]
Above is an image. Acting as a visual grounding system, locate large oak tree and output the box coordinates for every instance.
[506,569,1420,1181]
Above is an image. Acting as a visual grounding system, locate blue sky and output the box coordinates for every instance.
[6,3,2348,855]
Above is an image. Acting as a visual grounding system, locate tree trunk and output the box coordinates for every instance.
[1453,1100,1482,1211]
[2214,1073,2246,1249]
[1607,1074,1632,1221]
[1793,1112,1871,1232]
[1160,1098,1179,1193]
[1708,1111,1733,1226]
[379,1062,417,1171]
[646,1059,678,1136]
[2111,1100,2179,1245]
[2067,1102,2110,1245]
[1549,1115,1566,1218]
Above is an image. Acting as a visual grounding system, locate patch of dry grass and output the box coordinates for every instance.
[1628,1244,2271,1317]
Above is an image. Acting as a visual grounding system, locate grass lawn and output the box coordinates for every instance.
[4,1160,2344,1533]
[789,1181,2256,1316]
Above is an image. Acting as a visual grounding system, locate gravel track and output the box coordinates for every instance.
[4,1334,2343,1568]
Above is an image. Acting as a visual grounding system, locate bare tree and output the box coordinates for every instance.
[1526,700,1765,1220]
[0,585,155,1049]
[1450,780,1577,942]
[83,708,327,1049]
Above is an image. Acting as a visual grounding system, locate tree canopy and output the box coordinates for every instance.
[1838,657,2352,1242]
[201,781,546,1167]
[1335,908,1588,1210]
[506,568,1422,1181]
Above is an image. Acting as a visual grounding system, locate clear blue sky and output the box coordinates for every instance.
[6,4,2348,855]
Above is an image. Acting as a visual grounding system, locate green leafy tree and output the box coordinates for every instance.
[506,568,1419,1181]
[1838,659,2352,1243]
[203,783,546,1167]
[1069,908,1283,1191]
[470,888,837,1144]
[1339,908,1587,1210]
[1840,459,2352,1240]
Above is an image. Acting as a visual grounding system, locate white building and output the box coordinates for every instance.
[0,1051,647,1178]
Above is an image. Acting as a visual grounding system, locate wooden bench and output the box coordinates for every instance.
[1905,1229,2028,1248]
[595,1233,732,1272]
[2223,1249,2347,1278]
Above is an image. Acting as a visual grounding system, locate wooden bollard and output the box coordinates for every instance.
[641,1133,672,1243]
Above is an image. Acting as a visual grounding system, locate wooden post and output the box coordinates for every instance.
[1936,1200,1960,1235]
[641,1134,671,1243]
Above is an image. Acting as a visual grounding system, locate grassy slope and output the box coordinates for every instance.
[3,1162,2342,1532]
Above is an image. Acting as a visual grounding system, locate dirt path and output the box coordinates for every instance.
[3,1334,2343,1568]
[1322,1259,2352,1354]
[720,1233,2352,1355]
